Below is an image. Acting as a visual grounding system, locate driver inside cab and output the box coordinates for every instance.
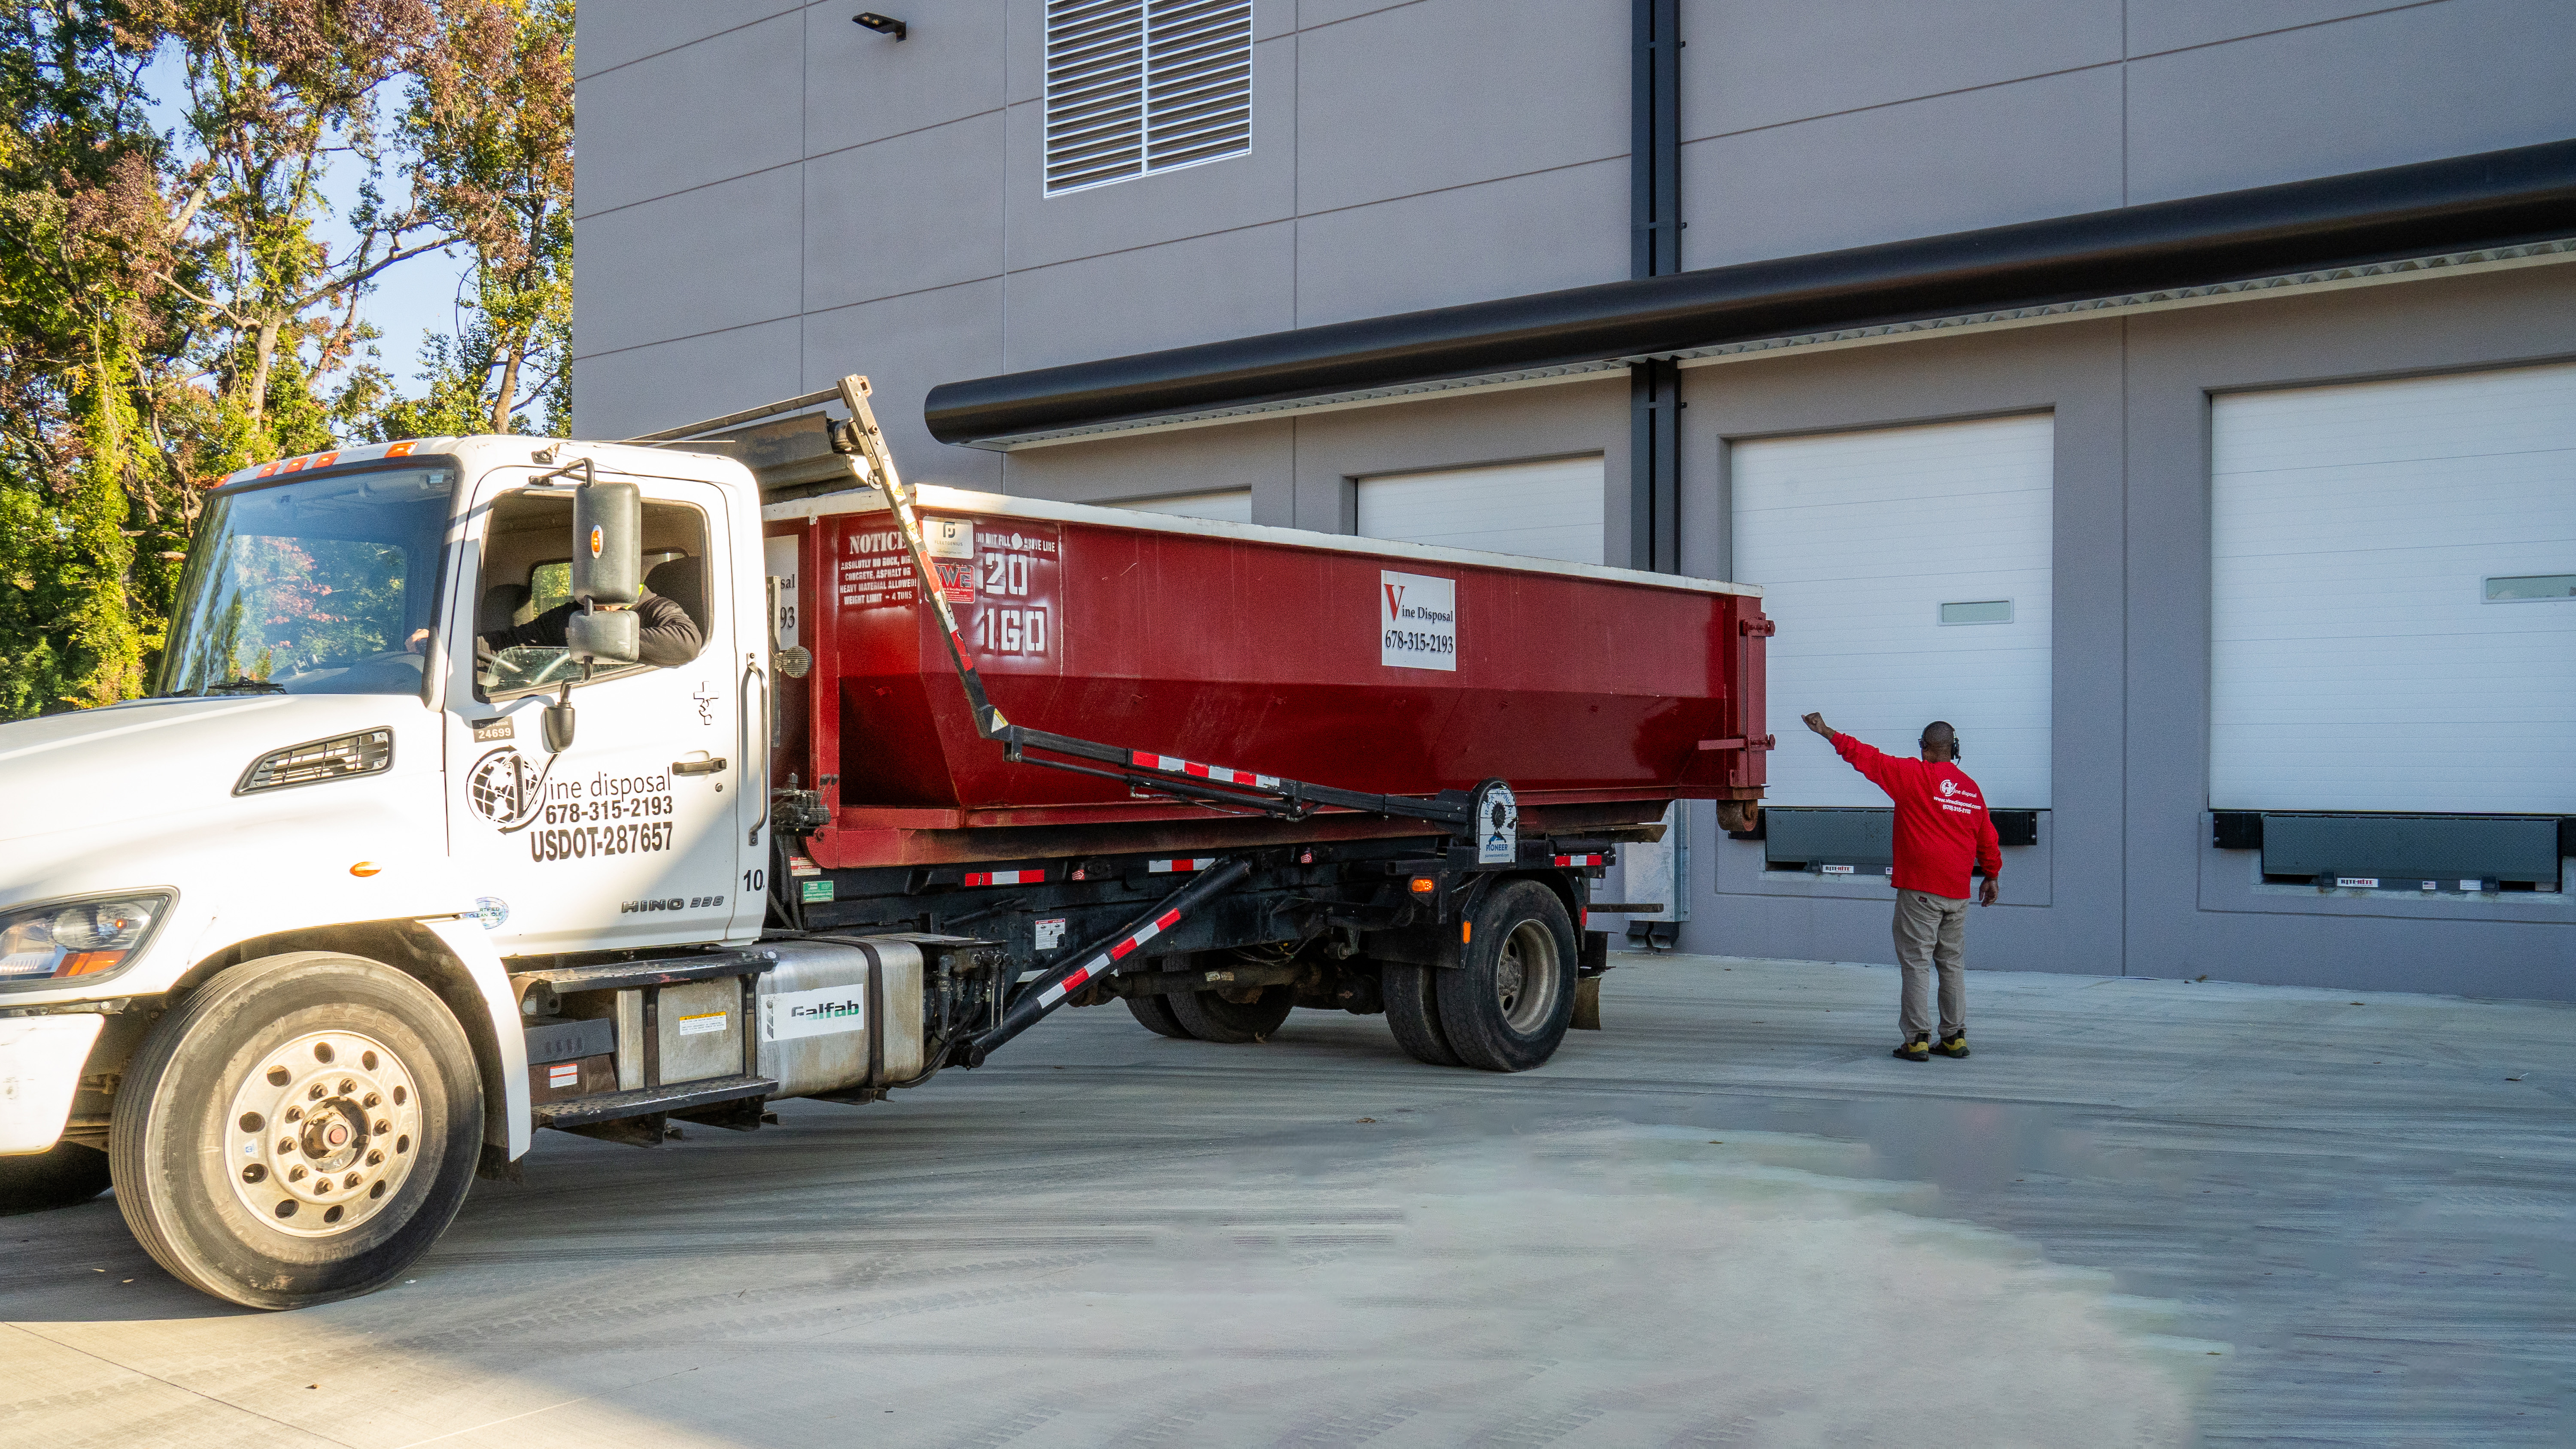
[479,556,706,667]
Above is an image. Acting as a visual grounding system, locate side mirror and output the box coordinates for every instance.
[572,480,641,605]
[543,697,577,753]
[569,480,642,666]
[567,607,639,665]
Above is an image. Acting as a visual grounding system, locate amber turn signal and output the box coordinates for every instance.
[349,862,382,877]
[1409,877,1434,894]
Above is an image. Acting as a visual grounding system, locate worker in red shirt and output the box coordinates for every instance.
[1800,712,2001,1062]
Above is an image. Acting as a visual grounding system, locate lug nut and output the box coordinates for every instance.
[287,1165,306,1182]
[337,1078,355,1094]
[374,1119,391,1135]
[362,1092,380,1109]
[344,1173,361,1189]
[277,1137,297,1154]
[366,1149,385,1166]
[308,1083,326,1100]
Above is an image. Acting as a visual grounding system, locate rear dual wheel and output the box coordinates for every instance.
[1168,986,1292,1043]
[111,952,483,1310]
[1124,994,1192,1039]
[1123,983,1292,1043]
[1387,880,1579,1073]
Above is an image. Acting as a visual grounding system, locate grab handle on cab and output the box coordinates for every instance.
[674,757,729,776]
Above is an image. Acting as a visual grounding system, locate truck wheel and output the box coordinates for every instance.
[1435,881,1578,1072]
[0,1142,113,1215]
[1380,963,1461,1067]
[1124,993,1192,1039]
[1167,987,1291,1043]
[110,952,483,1310]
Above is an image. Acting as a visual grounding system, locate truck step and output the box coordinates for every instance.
[507,949,778,995]
[529,1074,777,1129]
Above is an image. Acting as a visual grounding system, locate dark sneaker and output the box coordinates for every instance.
[1933,1034,1970,1058]
[1893,1038,1930,1062]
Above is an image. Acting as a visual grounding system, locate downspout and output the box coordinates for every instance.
[1628,0,1683,575]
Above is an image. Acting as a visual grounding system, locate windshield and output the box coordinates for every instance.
[158,464,456,697]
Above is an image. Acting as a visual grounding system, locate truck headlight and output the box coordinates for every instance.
[0,893,174,988]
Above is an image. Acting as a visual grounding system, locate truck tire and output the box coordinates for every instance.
[110,952,483,1310]
[1380,963,1462,1067]
[1435,881,1578,1072]
[1124,993,1192,1039]
[0,1142,113,1215]
[1166,986,1292,1043]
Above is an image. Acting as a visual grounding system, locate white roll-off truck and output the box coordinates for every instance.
[0,378,1749,1307]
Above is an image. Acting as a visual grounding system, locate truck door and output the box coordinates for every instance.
[442,469,750,955]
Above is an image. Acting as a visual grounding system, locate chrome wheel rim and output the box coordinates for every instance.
[1495,921,1561,1034]
[224,1029,421,1237]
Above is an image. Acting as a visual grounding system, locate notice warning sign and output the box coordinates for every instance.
[1380,570,1457,671]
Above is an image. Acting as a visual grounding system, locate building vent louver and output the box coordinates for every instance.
[1044,0,1252,196]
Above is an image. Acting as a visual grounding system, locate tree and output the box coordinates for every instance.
[398,0,573,439]
[0,1,182,712]
[135,0,446,456]
[0,0,575,719]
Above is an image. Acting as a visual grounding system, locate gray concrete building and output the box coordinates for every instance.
[573,1,2576,999]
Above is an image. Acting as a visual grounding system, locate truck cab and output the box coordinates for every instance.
[0,435,780,1303]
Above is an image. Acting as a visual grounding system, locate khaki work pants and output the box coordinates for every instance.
[1891,887,1969,1041]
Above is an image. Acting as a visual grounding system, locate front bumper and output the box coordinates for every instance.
[0,1015,105,1154]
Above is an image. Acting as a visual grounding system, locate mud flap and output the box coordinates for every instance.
[1571,929,1608,1030]
[1571,976,1602,1031]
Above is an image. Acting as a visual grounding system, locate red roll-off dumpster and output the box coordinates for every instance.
[762,487,1769,868]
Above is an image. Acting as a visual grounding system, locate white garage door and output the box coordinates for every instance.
[1356,455,1605,564]
[1734,414,2053,809]
[1107,488,1252,523]
[2211,362,2576,813]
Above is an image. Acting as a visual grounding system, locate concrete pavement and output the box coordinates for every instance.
[3,955,2571,1447]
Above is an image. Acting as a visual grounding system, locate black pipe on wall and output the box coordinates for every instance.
[925,139,2576,447]
[1627,0,1683,576]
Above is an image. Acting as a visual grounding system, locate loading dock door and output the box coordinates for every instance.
[2210,362,2576,813]
[1733,414,2054,810]
[1355,455,1606,564]
[1108,489,1252,523]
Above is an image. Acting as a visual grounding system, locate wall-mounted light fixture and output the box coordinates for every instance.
[853,12,907,40]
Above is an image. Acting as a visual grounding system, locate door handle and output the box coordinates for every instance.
[673,758,729,776]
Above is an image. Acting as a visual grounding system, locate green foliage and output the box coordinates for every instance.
[0,0,573,720]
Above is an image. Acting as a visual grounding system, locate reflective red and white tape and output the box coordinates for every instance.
[1553,854,1607,867]
[963,868,1046,886]
[1036,906,1185,1007]
[1129,751,1280,789]
[1146,857,1216,874]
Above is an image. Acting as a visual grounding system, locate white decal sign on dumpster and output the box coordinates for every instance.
[1380,571,1457,671]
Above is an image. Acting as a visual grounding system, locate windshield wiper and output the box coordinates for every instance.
[201,676,288,695]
